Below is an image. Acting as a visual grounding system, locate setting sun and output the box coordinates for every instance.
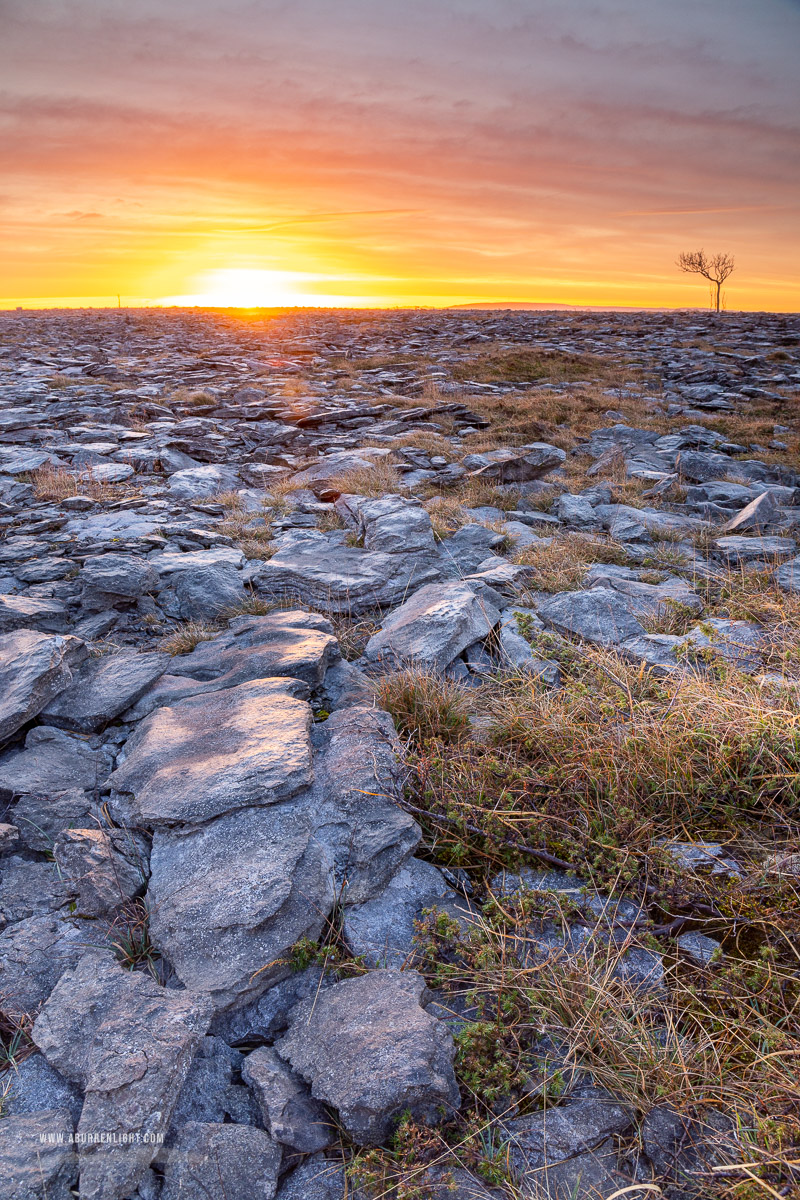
[163,269,304,308]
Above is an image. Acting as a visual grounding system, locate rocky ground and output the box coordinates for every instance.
[0,305,798,1199]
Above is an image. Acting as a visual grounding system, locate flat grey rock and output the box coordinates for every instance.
[2,1053,83,1126]
[0,631,86,744]
[32,951,213,1200]
[276,969,460,1146]
[364,580,500,671]
[172,561,245,619]
[0,725,113,798]
[0,1111,77,1200]
[40,650,169,733]
[343,856,475,968]
[160,1122,282,1200]
[0,912,107,1021]
[167,464,240,499]
[275,1155,345,1200]
[538,587,645,646]
[254,543,442,614]
[169,1036,257,1129]
[0,594,66,633]
[109,678,313,826]
[502,1098,633,1198]
[52,827,146,916]
[243,1045,335,1152]
[147,799,333,1008]
[78,553,158,606]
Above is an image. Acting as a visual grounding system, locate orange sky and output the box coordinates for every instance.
[2,0,799,311]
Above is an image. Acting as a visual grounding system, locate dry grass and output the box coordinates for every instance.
[158,620,220,655]
[512,533,630,592]
[452,347,604,386]
[29,465,130,503]
[165,387,216,408]
[327,460,403,497]
[366,649,800,1193]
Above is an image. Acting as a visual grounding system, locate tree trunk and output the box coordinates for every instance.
[715,280,721,311]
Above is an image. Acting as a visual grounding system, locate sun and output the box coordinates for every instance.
[162,268,303,308]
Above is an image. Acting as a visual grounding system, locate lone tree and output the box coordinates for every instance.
[677,249,735,312]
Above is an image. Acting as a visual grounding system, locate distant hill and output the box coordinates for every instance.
[447,301,672,311]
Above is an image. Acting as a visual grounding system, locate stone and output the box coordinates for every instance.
[466,443,566,483]
[0,913,106,1020]
[0,631,86,744]
[78,552,158,607]
[721,488,779,533]
[1,1053,83,1126]
[776,555,800,593]
[537,588,645,646]
[242,1046,335,1152]
[172,561,245,619]
[210,966,331,1045]
[502,1098,633,1198]
[311,706,419,904]
[0,594,66,633]
[677,931,722,967]
[147,800,333,1009]
[109,678,313,826]
[343,857,474,968]
[639,1106,736,1193]
[32,951,213,1200]
[336,493,436,553]
[167,610,339,692]
[661,841,742,879]
[288,450,384,495]
[12,789,99,852]
[167,464,240,499]
[364,581,500,671]
[169,1036,257,1128]
[0,725,114,798]
[253,544,442,614]
[39,650,169,734]
[553,493,597,526]
[52,827,146,916]
[160,1122,282,1200]
[276,969,460,1146]
[713,535,796,565]
[274,1154,346,1200]
[438,522,507,575]
[0,857,70,924]
[0,1111,77,1200]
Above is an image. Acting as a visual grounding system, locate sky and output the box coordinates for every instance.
[1,0,799,310]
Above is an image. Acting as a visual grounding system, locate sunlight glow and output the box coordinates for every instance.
[163,268,303,308]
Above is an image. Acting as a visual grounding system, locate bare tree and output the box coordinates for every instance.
[677,249,735,312]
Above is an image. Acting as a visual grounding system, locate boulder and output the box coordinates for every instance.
[0,913,107,1021]
[721,488,779,533]
[0,1112,77,1200]
[109,678,313,827]
[167,464,240,499]
[147,799,333,1009]
[336,493,436,553]
[502,1098,633,1198]
[160,1122,282,1200]
[0,594,66,633]
[170,1036,257,1128]
[172,562,245,619]
[465,444,565,483]
[32,951,213,1200]
[242,1046,335,1152]
[364,581,500,671]
[0,631,86,744]
[343,857,474,968]
[39,650,169,734]
[78,553,158,608]
[1,1053,82,1126]
[253,544,442,614]
[276,969,460,1146]
[0,725,114,799]
[274,1154,346,1200]
[538,588,645,646]
[52,827,146,916]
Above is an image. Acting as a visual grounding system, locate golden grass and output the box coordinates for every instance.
[512,532,630,592]
[327,460,403,497]
[29,465,127,503]
[158,620,220,655]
